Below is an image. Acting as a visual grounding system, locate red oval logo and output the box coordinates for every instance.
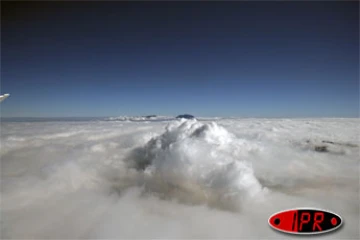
[268,208,343,235]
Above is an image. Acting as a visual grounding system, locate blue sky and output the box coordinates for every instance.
[1,1,358,117]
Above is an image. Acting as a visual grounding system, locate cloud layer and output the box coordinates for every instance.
[1,118,359,238]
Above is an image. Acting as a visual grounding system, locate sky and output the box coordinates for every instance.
[1,1,359,118]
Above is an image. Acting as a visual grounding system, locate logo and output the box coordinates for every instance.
[268,208,343,235]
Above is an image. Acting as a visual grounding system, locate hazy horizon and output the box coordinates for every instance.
[1,115,359,120]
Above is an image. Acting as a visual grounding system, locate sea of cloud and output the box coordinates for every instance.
[0,118,359,239]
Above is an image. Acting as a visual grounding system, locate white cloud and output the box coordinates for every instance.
[1,118,359,238]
